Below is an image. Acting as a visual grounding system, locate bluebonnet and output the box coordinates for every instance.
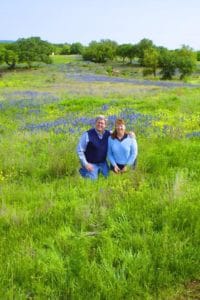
[66,72,200,88]
[186,131,200,138]
[1,91,59,110]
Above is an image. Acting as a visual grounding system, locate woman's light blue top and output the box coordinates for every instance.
[107,135,138,166]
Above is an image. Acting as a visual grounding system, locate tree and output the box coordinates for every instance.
[159,49,177,79]
[136,38,154,66]
[116,44,137,64]
[70,42,84,54]
[175,46,197,79]
[116,44,128,63]
[82,39,117,63]
[60,44,71,55]
[16,37,52,67]
[196,51,200,61]
[143,47,159,77]
[0,47,5,65]
[4,50,18,69]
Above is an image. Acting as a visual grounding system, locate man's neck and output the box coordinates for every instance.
[95,129,104,135]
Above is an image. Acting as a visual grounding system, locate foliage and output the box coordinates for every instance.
[82,39,118,63]
[0,56,200,299]
[196,51,200,61]
[59,44,71,55]
[70,42,84,54]
[0,37,198,81]
[116,43,138,63]
[16,36,53,67]
[143,47,159,77]
[50,43,70,55]
[0,47,5,65]
[136,38,155,66]
[175,46,197,79]
[158,49,177,79]
[158,47,197,80]
[4,49,18,69]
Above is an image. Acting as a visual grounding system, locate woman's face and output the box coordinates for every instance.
[115,123,125,134]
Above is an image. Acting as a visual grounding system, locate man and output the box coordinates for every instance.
[77,115,110,180]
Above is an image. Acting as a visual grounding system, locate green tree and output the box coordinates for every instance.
[60,44,71,55]
[143,47,159,77]
[51,43,67,55]
[136,38,154,66]
[4,49,18,69]
[116,44,137,64]
[70,42,84,54]
[16,37,52,67]
[175,46,197,79]
[196,51,200,61]
[82,39,117,63]
[0,47,5,65]
[159,49,177,79]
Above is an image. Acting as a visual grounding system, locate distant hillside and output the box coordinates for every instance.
[0,40,15,43]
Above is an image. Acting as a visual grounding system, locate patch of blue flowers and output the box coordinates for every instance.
[0,91,59,110]
[186,131,200,138]
[66,71,199,88]
[22,108,159,136]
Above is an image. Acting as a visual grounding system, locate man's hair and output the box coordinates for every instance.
[95,115,107,123]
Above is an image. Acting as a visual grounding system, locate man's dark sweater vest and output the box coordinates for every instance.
[85,129,110,163]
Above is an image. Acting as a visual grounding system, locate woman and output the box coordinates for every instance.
[108,119,138,173]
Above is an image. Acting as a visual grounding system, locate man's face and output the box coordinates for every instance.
[95,119,106,134]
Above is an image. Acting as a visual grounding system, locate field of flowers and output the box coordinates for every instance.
[0,55,200,299]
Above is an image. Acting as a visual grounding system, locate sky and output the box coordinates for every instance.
[1,0,200,50]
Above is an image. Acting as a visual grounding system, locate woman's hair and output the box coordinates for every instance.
[111,118,128,139]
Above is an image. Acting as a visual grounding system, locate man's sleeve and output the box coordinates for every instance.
[76,132,89,167]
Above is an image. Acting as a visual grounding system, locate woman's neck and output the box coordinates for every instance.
[117,133,124,139]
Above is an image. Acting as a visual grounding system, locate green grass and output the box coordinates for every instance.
[50,54,82,64]
[0,56,199,299]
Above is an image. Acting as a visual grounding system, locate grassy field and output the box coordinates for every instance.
[0,55,200,299]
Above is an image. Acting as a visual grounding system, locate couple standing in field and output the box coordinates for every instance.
[77,115,138,180]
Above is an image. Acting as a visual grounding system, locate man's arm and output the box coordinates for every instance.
[107,138,117,167]
[128,131,136,138]
[76,132,89,167]
[127,138,138,165]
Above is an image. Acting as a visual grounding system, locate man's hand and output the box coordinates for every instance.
[129,131,136,138]
[85,163,94,172]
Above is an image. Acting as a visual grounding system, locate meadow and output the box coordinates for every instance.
[0,55,200,299]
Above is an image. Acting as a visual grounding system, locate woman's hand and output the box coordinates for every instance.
[121,166,127,173]
[114,165,120,173]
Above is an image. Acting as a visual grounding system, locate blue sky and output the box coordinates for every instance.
[1,0,200,50]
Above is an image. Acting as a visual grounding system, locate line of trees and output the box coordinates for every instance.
[0,38,84,69]
[82,39,198,80]
[0,37,199,80]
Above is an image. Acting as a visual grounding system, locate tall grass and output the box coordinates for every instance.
[0,56,199,299]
